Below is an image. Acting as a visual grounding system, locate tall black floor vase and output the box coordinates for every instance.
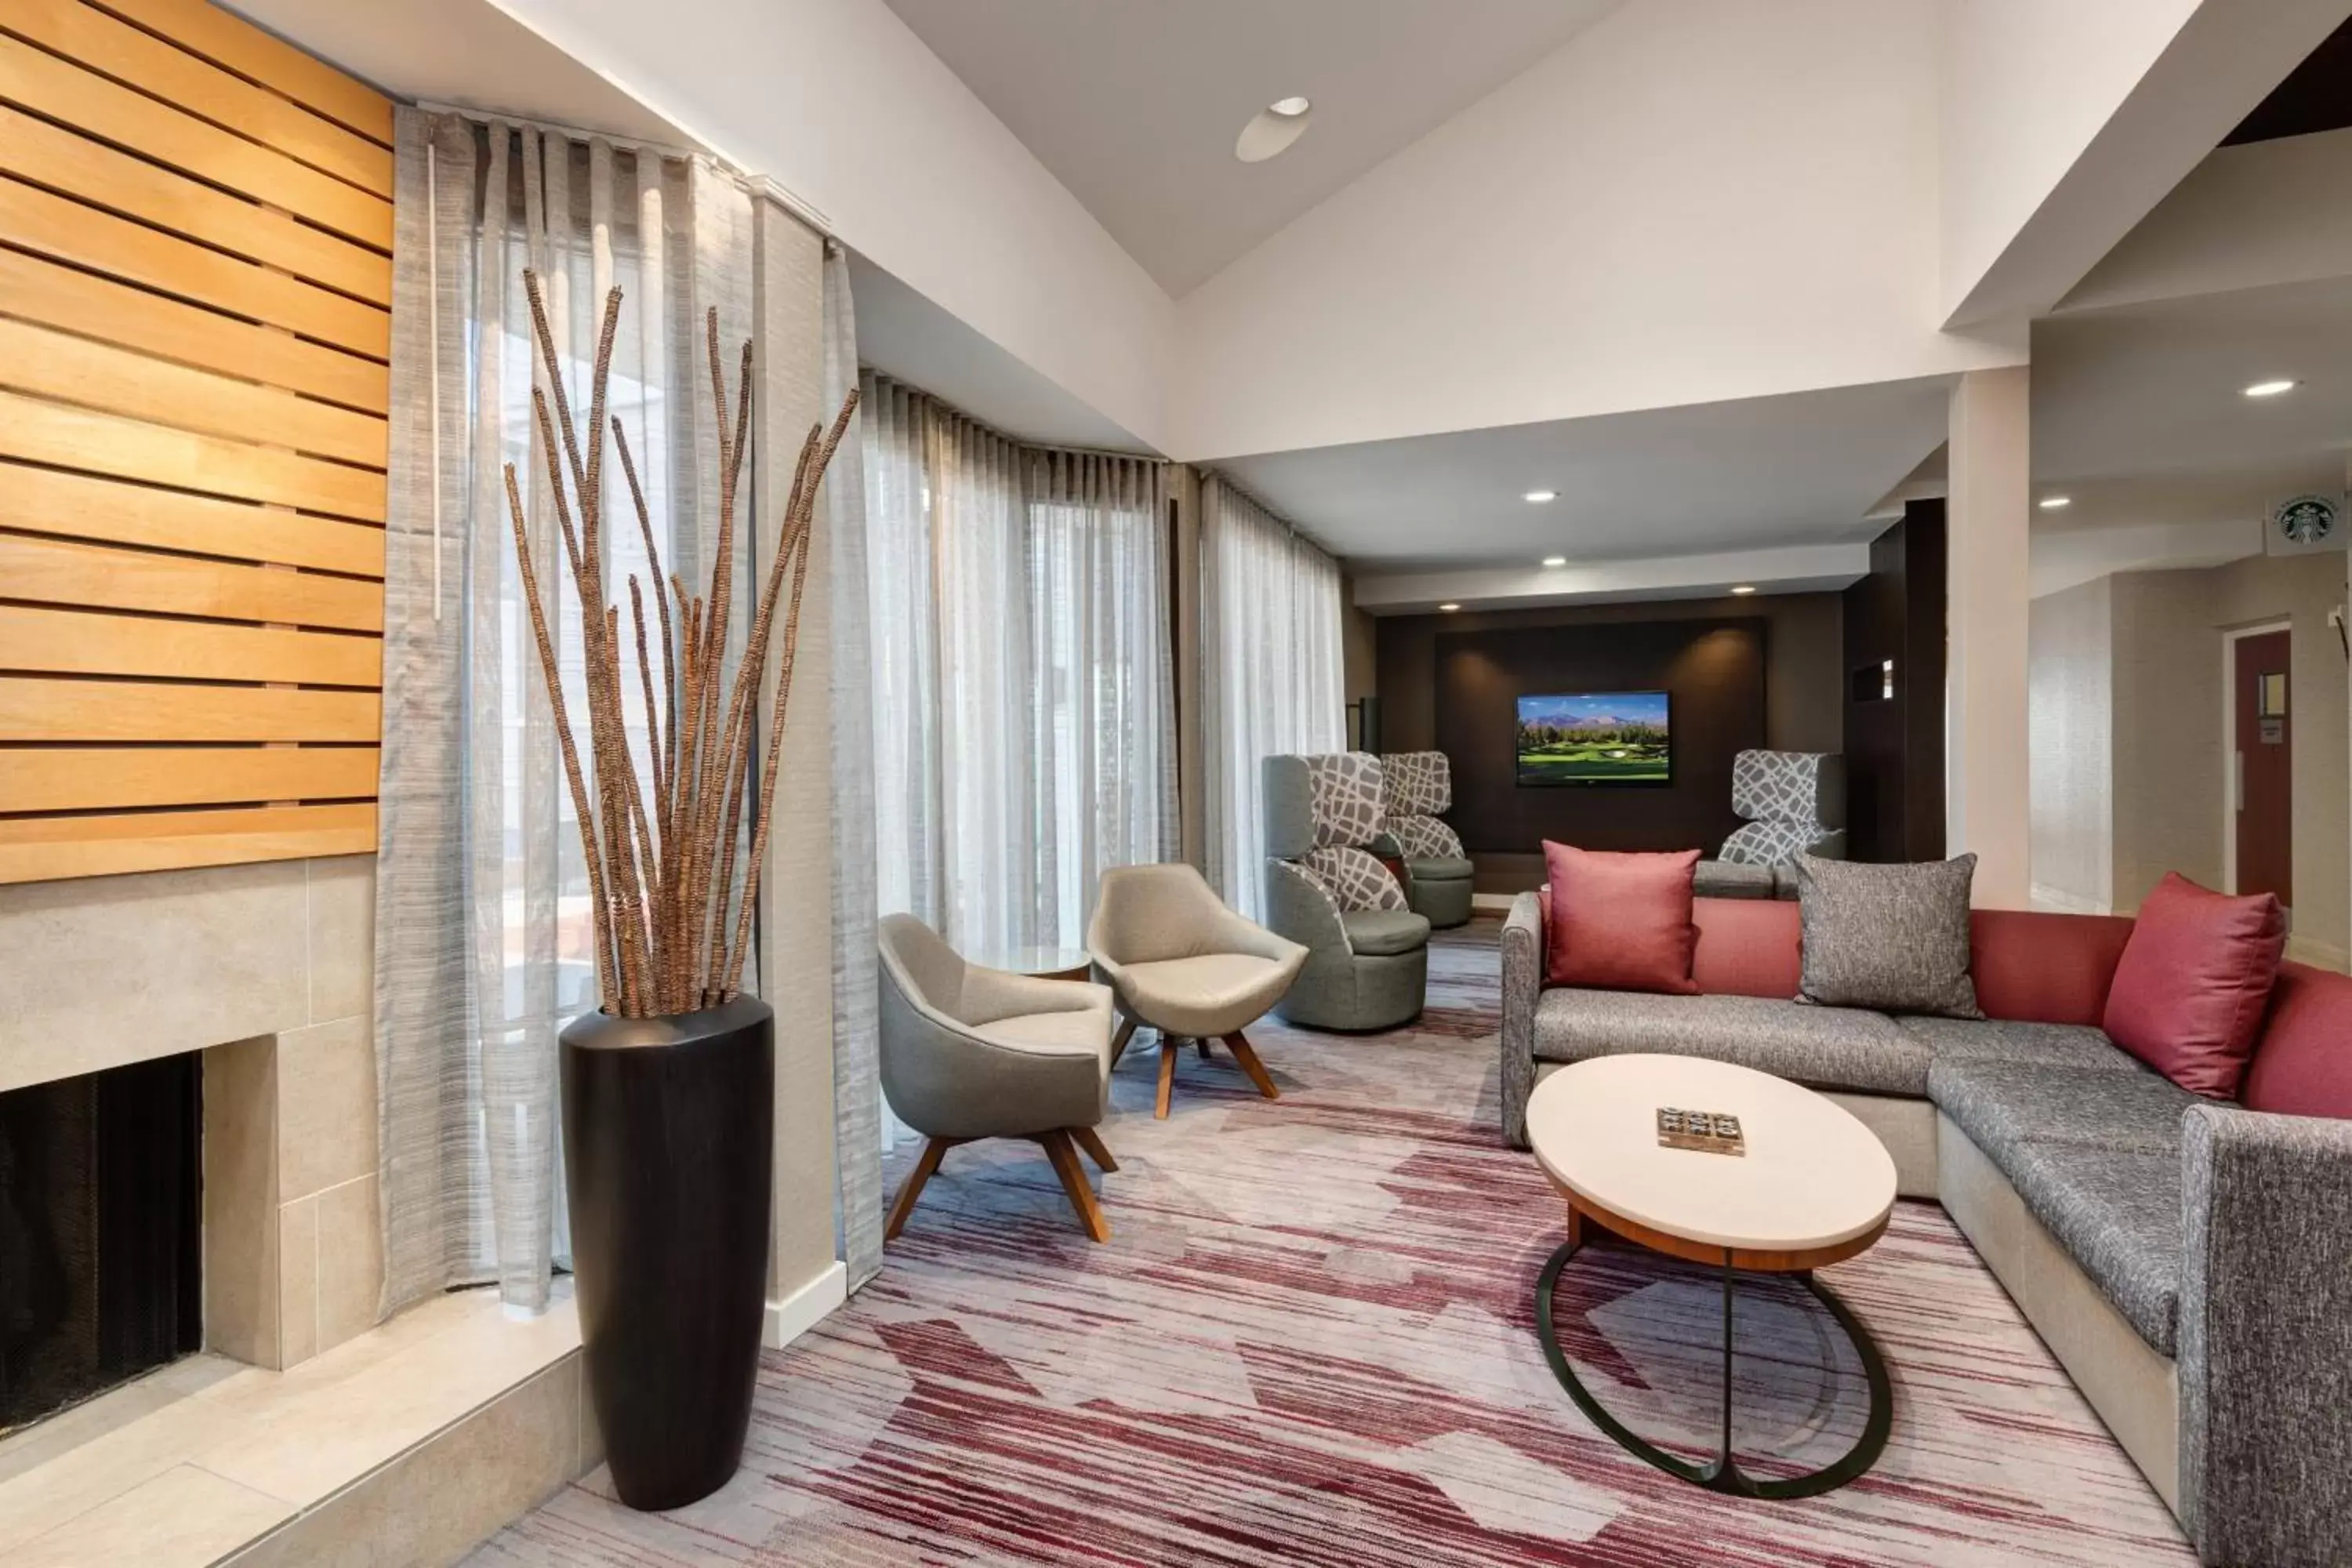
[561,996,775,1512]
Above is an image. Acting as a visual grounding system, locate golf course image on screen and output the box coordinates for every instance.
[1515,691,1671,785]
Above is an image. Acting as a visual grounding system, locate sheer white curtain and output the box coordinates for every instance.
[377,110,751,1316]
[1198,474,1345,919]
[863,375,1175,961]
[1029,450,1179,943]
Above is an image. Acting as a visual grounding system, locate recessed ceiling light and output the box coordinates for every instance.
[1729,584,1756,595]
[2038,495,2071,510]
[1236,98,1315,162]
[1437,602,1461,612]
[1541,554,1567,568]
[1523,489,1558,504]
[2244,379,2298,398]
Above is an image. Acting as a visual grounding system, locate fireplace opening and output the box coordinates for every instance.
[0,1053,202,1436]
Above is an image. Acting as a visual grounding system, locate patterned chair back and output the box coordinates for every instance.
[1718,750,1846,866]
[1378,750,1465,863]
[1261,753,1408,913]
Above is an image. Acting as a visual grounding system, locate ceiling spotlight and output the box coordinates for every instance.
[1523,489,1559,504]
[1541,554,1567,568]
[2244,379,2298,398]
[1236,97,1315,162]
[2038,495,2071,510]
[1438,602,1461,612]
[1729,584,1757,596]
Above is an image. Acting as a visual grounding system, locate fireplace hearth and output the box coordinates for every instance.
[0,1053,201,1435]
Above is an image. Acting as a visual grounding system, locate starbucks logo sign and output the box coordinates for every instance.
[2274,493,2338,546]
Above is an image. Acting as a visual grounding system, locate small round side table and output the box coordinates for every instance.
[982,946,1094,984]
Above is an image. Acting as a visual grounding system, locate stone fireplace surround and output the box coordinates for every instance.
[1,856,383,1374]
[0,855,595,1564]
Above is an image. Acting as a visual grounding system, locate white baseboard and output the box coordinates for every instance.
[1471,891,1523,912]
[764,1259,847,1348]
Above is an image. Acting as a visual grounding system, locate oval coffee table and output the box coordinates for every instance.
[1525,1053,1896,1498]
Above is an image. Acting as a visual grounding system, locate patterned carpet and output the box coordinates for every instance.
[468,920,2194,1566]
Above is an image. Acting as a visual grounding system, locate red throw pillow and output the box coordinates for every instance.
[2241,964,2352,1120]
[2103,873,2285,1099]
[1541,841,1700,994]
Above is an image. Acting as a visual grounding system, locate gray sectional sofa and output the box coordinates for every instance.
[1501,889,2352,1567]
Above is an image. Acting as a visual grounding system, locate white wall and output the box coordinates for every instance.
[1937,0,2198,323]
[497,0,1176,451]
[2028,578,2114,912]
[1937,0,2350,327]
[1170,0,2023,463]
[2059,127,2352,314]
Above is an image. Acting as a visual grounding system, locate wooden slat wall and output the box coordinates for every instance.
[0,0,390,884]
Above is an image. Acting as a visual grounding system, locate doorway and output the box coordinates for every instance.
[2226,624,2292,909]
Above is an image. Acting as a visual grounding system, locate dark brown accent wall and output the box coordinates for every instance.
[1842,502,1947,862]
[1376,593,1845,891]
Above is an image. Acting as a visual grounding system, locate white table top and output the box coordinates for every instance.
[1526,1054,1896,1257]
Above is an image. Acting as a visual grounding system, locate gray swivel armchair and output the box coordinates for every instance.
[1692,749,1847,901]
[1262,753,1431,1031]
[1371,750,1474,928]
[876,914,1119,1242]
[1088,863,1307,1120]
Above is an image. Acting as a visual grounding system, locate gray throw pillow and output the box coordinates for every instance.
[1793,853,1982,1018]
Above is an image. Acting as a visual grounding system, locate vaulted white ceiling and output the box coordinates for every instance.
[877,0,1619,296]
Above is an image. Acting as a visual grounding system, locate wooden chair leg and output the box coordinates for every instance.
[1195,1037,1211,1058]
[1036,1130,1110,1243]
[885,1136,955,1241]
[1221,1030,1280,1101]
[1155,1037,1179,1119]
[1071,1125,1119,1172]
[1109,1013,1139,1067]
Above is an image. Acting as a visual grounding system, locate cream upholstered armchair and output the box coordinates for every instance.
[1262,753,1430,1031]
[1371,750,1474,928]
[876,914,1119,1242]
[1087,863,1307,1120]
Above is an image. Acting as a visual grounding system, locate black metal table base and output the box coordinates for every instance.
[1535,1236,1892,1499]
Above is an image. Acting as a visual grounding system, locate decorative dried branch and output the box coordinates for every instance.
[503,269,858,1018]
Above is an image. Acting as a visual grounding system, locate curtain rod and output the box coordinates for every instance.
[412,100,835,240]
[865,370,1166,466]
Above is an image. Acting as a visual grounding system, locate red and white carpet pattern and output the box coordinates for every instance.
[469,923,2194,1566]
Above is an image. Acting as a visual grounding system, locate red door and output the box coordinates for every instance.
[2234,630,2291,906]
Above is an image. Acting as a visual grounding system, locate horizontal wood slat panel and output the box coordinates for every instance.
[2,463,383,575]
[0,34,390,246]
[0,532,384,630]
[89,0,391,145]
[0,0,389,884]
[0,802,377,884]
[0,176,389,356]
[0,105,390,304]
[0,745,379,812]
[0,677,380,741]
[0,318,387,467]
[0,605,381,684]
[3,0,393,198]
[0,318,387,466]
[0,249,388,413]
[0,391,387,520]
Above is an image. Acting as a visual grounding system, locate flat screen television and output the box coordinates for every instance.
[1515,691,1671,786]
